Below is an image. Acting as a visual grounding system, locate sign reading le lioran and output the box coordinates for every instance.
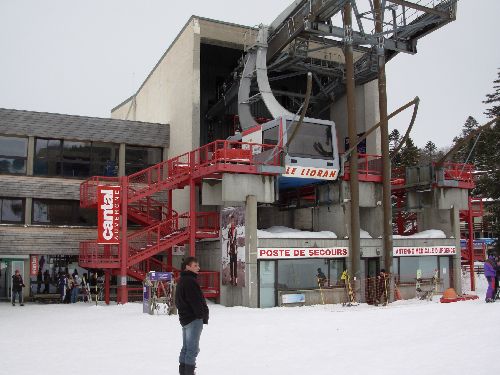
[97,186,121,245]
[393,246,457,256]
[284,166,338,180]
[257,247,348,259]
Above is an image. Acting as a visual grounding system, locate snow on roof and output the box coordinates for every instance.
[393,229,447,239]
[360,229,372,239]
[257,226,337,239]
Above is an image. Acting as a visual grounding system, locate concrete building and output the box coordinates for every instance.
[0,107,168,301]
[109,16,468,308]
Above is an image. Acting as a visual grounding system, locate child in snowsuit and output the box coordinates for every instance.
[484,254,497,303]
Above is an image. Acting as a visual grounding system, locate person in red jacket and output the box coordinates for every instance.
[11,269,25,306]
[175,257,209,375]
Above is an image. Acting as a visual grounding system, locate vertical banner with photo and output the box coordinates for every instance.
[221,207,245,287]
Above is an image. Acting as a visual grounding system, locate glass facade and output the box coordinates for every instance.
[0,136,28,174]
[34,138,119,178]
[32,199,96,226]
[125,146,162,175]
[0,197,25,223]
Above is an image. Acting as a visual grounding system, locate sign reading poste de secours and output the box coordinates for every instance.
[393,246,457,256]
[258,247,348,259]
[97,186,121,244]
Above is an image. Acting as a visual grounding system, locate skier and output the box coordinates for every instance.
[227,215,238,286]
[11,269,25,306]
[484,253,497,303]
[175,257,209,375]
[58,272,67,303]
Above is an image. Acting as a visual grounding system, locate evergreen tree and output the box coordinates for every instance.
[477,69,500,238]
[399,138,420,168]
[389,129,402,167]
[451,116,479,163]
[420,140,437,164]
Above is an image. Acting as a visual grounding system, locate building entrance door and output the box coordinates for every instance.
[259,261,276,308]
[365,258,380,304]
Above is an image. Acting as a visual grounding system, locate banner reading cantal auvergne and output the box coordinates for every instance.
[220,207,245,287]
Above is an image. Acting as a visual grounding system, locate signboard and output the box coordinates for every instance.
[258,247,349,259]
[221,207,246,287]
[284,166,338,180]
[393,246,457,257]
[282,293,305,304]
[148,271,172,282]
[30,255,38,276]
[97,186,121,244]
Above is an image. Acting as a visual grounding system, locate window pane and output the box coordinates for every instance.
[263,126,279,145]
[61,162,90,177]
[77,207,97,226]
[125,146,162,175]
[278,259,328,290]
[0,198,24,223]
[0,158,26,174]
[91,143,119,176]
[286,121,334,159]
[62,141,91,161]
[35,138,61,159]
[0,136,27,157]
[399,256,438,283]
[328,259,345,286]
[33,200,73,225]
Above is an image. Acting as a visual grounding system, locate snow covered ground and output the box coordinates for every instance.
[1,276,498,375]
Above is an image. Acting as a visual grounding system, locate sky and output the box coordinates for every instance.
[0,0,498,148]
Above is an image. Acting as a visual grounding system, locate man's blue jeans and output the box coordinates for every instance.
[71,287,80,303]
[179,319,204,366]
[12,290,23,305]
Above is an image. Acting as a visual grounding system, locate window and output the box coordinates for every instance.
[91,142,119,176]
[0,136,28,175]
[32,199,96,226]
[125,146,162,175]
[398,256,438,283]
[286,121,334,159]
[263,126,279,146]
[0,197,25,223]
[34,138,119,178]
[277,258,345,290]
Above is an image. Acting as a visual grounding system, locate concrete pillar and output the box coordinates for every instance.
[26,136,35,176]
[450,205,462,294]
[24,197,32,225]
[245,195,258,308]
[118,143,126,177]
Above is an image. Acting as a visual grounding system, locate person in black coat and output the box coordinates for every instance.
[36,269,43,294]
[11,269,25,306]
[43,270,51,294]
[175,257,209,375]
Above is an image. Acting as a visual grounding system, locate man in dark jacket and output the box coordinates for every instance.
[11,269,25,306]
[175,257,209,375]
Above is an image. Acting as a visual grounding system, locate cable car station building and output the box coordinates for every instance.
[103,2,468,308]
[1,1,468,308]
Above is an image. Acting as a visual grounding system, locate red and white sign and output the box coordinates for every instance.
[284,165,338,180]
[97,186,121,245]
[30,255,38,276]
[393,246,457,257]
[258,247,348,259]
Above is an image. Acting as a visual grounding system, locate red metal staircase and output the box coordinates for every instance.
[79,140,281,303]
